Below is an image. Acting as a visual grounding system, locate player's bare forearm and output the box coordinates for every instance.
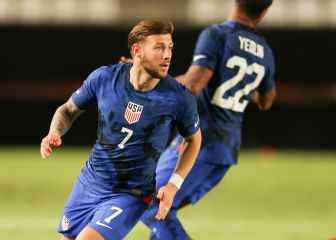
[181,65,213,95]
[41,98,83,159]
[174,129,202,178]
[251,91,261,108]
[49,98,84,136]
[251,89,276,111]
[155,129,201,220]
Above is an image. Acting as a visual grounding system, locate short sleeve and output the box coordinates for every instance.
[258,49,276,94]
[71,68,103,109]
[192,26,223,70]
[176,88,200,138]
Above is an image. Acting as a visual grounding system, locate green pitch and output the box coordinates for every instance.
[0,147,335,240]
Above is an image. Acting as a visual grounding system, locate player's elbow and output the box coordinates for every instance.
[259,102,272,111]
[258,90,276,111]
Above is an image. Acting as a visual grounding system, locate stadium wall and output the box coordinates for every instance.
[1,26,335,148]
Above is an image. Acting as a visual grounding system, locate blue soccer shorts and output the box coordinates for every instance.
[57,178,151,240]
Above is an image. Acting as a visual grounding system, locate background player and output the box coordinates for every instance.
[140,0,276,239]
[40,20,201,240]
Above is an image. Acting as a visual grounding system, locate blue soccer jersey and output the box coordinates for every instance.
[72,63,199,195]
[192,20,275,165]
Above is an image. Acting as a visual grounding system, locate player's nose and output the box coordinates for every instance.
[163,49,172,61]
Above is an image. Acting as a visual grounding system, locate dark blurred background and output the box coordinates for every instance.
[1,0,335,149]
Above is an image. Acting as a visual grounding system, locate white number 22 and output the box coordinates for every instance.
[211,56,265,112]
[118,127,133,149]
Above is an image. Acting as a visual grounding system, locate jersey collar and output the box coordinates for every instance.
[224,20,258,33]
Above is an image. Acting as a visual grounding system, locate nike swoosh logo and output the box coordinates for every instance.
[195,120,199,128]
[193,54,207,62]
[96,221,113,230]
[194,115,200,128]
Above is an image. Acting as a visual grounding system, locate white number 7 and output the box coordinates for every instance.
[104,206,123,223]
[118,127,133,149]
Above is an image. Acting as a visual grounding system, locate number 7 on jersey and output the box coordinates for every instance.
[118,127,133,149]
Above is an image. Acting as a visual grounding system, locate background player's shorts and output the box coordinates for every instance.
[57,178,150,240]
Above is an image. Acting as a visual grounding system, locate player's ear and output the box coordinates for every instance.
[132,43,142,58]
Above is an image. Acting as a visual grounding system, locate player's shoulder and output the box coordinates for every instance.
[93,63,127,77]
[91,63,130,83]
[199,22,238,47]
[88,65,112,81]
[164,75,195,99]
[202,23,229,40]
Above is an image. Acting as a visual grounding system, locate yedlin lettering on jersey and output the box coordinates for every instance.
[238,36,264,59]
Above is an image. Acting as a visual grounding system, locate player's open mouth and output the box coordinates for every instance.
[160,64,169,70]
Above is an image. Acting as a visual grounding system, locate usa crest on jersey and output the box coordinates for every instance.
[124,101,143,124]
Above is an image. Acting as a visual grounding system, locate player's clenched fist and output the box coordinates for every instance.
[40,132,62,159]
[155,183,178,220]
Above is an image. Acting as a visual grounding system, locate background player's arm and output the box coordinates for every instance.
[176,65,214,95]
[251,89,276,111]
[40,98,84,159]
[176,26,220,95]
[155,129,201,220]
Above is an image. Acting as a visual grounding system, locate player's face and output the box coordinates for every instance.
[139,34,173,79]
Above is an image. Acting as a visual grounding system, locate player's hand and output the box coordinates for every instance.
[40,132,62,159]
[155,182,178,220]
[119,56,133,64]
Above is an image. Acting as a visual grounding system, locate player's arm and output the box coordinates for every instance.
[40,67,102,159]
[171,129,201,179]
[155,89,201,220]
[176,26,220,95]
[252,49,277,111]
[40,98,84,159]
[175,65,214,95]
[49,98,84,137]
[251,88,276,111]
[155,129,201,220]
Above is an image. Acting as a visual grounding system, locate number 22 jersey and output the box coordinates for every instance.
[71,63,199,195]
[192,20,276,165]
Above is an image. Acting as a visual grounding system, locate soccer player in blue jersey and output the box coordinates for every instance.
[40,20,201,240]
[140,0,276,239]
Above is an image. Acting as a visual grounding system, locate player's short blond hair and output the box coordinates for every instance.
[128,20,174,55]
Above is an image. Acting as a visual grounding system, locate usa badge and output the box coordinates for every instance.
[124,101,143,124]
[62,215,70,231]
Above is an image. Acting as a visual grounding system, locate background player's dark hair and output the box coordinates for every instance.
[128,20,174,53]
[235,0,273,19]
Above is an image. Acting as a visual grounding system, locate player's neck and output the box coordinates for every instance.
[129,65,160,92]
[228,8,257,28]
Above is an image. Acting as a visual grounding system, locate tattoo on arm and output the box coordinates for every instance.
[49,98,84,136]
